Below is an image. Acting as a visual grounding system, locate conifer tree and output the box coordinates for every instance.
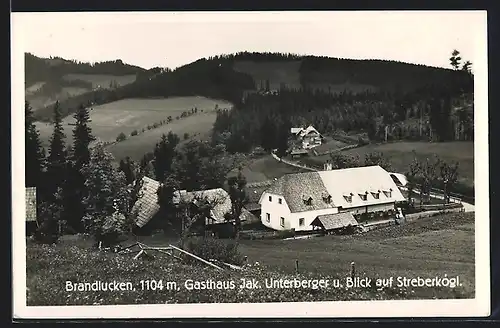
[45,101,67,203]
[25,101,45,188]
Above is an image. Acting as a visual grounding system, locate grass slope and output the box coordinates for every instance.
[238,212,475,296]
[25,212,474,305]
[228,155,310,184]
[35,96,232,160]
[309,141,474,188]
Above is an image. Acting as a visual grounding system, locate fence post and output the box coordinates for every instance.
[295,259,299,273]
[350,262,356,279]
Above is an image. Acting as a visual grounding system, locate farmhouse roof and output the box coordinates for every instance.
[311,212,358,230]
[299,125,321,137]
[25,187,37,222]
[291,127,303,134]
[133,176,161,228]
[262,165,406,213]
[389,172,408,187]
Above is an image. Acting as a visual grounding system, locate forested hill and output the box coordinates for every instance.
[25,53,151,110]
[32,51,471,122]
[25,53,146,87]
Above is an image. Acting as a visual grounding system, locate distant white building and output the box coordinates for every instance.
[290,125,323,149]
[259,165,406,232]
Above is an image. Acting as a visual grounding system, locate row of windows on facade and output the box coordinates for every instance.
[266,213,304,227]
[267,189,393,206]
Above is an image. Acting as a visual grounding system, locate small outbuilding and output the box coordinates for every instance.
[310,212,359,235]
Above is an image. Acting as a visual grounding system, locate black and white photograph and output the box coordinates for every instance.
[12,11,490,319]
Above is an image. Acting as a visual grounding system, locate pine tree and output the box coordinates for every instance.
[25,101,45,188]
[45,101,67,203]
[64,104,95,232]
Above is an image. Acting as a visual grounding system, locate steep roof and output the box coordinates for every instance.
[262,166,406,213]
[25,187,37,222]
[311,212,359,230]
[265,172,336,213]
[299,125,321,137]
[133,177,161,228]
[317,166,406,208]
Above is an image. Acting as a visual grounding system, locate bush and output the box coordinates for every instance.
[116,132,127,142]
[183,132,190,140]
[185,237,244,266]
[130,130,138,136]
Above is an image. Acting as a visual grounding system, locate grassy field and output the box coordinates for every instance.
[25,212,474,305]
[62,74,137,88]
[309,141,474,188]
[106,111,218,160]
[233,60,303,90]
[35,97,233,158]
[238,212,475,295]
[228,154,310,184]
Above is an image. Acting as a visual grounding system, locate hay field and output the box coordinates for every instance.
[35,96,233,155]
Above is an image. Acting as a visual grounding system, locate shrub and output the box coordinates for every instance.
[116,132,127,142]
[185,237,244,266]
[130,130,138,136]
[183,132,189,140]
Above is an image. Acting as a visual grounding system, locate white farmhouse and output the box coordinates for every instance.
[259,165,406,232]
[290,125,323,149]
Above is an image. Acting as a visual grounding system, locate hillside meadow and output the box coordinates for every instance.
[25,212,475,305]
[306,141,474,188]
[35,96,233,156]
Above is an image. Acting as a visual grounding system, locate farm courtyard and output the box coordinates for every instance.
[26,212,475,305]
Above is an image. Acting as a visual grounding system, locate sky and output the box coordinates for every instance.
[12,11,487,70]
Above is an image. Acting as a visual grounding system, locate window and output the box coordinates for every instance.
[268,195,272,202]
[278,198,282,204]
[266,213,270,222]
[383,189,392,198]
[371,192,380,199]
[343,195,353,203]
[280,217,285,227]
[299,218,305,226]
[359,193,367,201]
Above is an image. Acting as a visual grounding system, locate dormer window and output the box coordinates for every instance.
[269,195,272,202]
[359,192,368,201]
[302,195,313,206]
[278,198,282,204]
[343,193,353,203]
[371,191,380,199]
[322,192,332,204]
[383,189,393,198]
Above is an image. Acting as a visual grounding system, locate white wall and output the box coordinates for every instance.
[289,207,339,232]
[260,192,292,230]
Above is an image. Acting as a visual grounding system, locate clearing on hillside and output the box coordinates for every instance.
[228,154,311,184]
[62,74,137,88]
[106,111,219,160]
[308,141,474,188]
[35,96,233,151]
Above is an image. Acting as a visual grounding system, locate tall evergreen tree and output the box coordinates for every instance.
[25,101,45,188]
[64,104,95,232]
[152,132,180,182]
[227,170,248,241]
[45,101,67,203]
